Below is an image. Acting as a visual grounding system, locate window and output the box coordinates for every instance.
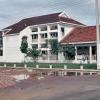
[42,51,47,55]
[41,33,47,38]
[0,50,3,56]
[32,44,38,49]
[50,32,58,38]
[40,26,47,31]
[61,27,65,36]
[32,34,38,39]
[50,25,57,30]
[31,27,38,32]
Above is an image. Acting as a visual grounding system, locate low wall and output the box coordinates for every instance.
[0,56,3,62]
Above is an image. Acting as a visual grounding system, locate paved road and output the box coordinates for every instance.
[0,75,100,100]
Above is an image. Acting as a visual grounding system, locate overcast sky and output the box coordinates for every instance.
[0,0,100,30]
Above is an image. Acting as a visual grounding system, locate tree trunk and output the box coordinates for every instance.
[23,54,26,66]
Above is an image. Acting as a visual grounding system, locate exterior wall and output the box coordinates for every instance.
[0,56,3,62]
[3,34,22,62]
[29,23,59,61]
[61,43,97,64]
[2,27,32,63]
[19,27,32,48]
[29,23,74,61]
[1,22,92,63]
[0,22,76,62]
[58,23,74,42]
[19,27,33,62]
[57,23,74,61]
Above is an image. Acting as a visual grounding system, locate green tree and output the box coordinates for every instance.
[49,39,61,60]
[63,45,75,60]
[26,46,41,63]
[20,36,28,63]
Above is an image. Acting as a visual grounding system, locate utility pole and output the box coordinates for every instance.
[95,0,100,69]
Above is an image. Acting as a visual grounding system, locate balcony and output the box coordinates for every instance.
[32,39,38,43]
[32,44,38,49]
[50,25,58,30]
[40,38,47,43]
[41,43,48,48]
[30,27,38,32]
[40,26,47,31]
[40,33,48,42]
[50,32,58,39]
[31,34,38,43]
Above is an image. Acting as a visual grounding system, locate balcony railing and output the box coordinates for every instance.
[32,39,38,42]
[77,55,96,60]
[40,38,47,42]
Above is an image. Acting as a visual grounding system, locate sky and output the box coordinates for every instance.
[0,0,100,30]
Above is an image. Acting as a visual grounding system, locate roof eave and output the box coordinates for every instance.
[61,41,96,45]
[59,21,86,27]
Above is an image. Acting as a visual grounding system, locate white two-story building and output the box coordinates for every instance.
[0,12,98,63]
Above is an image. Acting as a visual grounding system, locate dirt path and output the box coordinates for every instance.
[0,75,100,100]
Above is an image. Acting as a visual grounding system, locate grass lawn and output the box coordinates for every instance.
[0,62,97,69]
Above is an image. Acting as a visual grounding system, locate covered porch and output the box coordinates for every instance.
[74,44,97,64]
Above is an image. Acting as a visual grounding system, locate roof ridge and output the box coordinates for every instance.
[2,12,86,35]
[22,12,62,21]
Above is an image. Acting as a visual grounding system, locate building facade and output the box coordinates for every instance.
[61,26,97,63]
[0,12,97,63]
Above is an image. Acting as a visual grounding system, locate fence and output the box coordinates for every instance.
[0,63,99,76]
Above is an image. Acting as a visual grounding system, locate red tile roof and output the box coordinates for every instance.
[61,26,98,44]
[3,12,84,35]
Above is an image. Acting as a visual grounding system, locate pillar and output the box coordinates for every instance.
[47,50,50,61]
[47,25,51,61]
[89,45,92,63]
[38,27,41,49]
[80,65,83,76]
[75,46,78,63]
[97,43,100,69]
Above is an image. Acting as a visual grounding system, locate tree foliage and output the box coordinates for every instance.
[26,46,41,62]
[63,45,75,60]
[20,36,28,54]
[49,39,61,55]
[20,36,28,63]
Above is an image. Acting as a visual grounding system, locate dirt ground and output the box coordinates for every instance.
[0,75,100,100]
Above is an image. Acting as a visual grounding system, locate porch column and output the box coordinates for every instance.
[75,46,78,63]
[89,45,92,63]
[47,25,51,61]
[38,27,41,49]
[47,50,50,61]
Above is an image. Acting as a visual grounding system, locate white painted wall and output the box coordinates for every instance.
[0,56,3,62]
[19,27,32,48]
[3,34,22,62]
[0,22,82,63]
[1,26,33,62]
[58,23,74,42]
[57,23,74,61]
